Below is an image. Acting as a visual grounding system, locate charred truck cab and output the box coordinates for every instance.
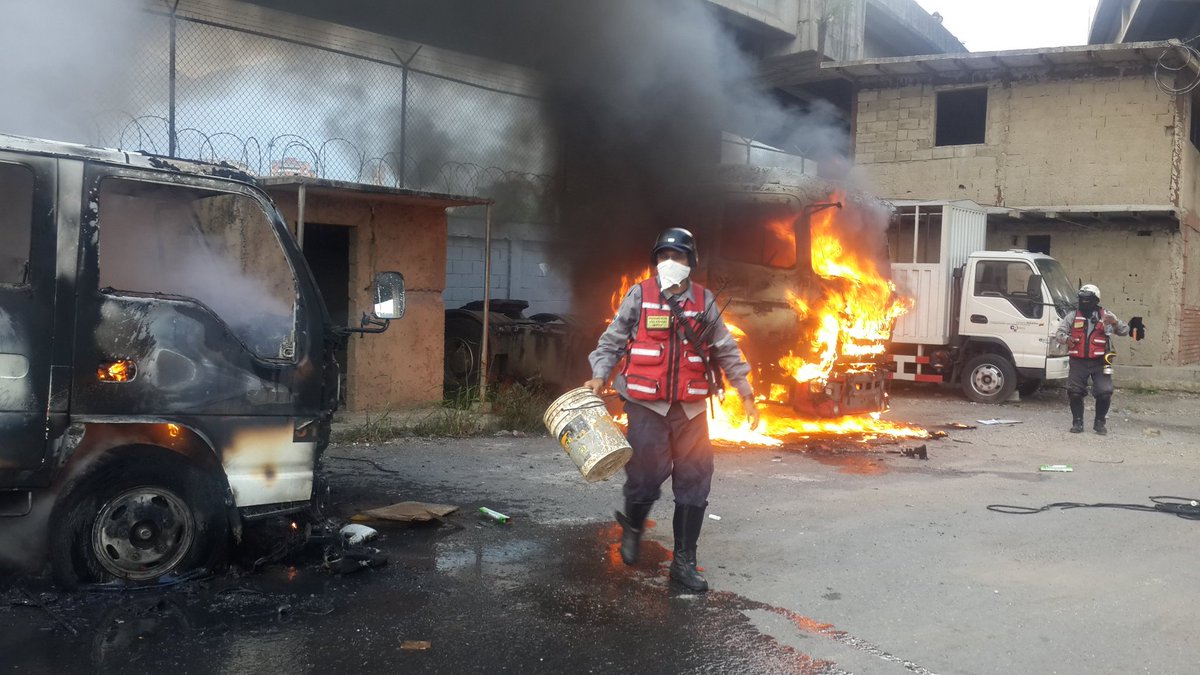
[0,135,404,586]
[686,164,891,418]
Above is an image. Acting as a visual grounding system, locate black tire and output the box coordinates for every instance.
[49,452,229,589]
[444,315,483,398]
[961,353,1018,404]
[1016,378,1042,397]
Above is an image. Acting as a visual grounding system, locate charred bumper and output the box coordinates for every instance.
[789,369,888,418]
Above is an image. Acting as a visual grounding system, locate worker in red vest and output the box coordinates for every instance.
[1054,284,1130,435]
[585,227,759,592]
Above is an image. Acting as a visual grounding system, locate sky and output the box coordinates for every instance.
[916,0,1102,52]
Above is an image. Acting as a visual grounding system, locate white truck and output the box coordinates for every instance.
[886,200,1076,403]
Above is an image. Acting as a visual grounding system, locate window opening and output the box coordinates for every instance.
[0,163,35,286]
[97,178,298,360]
[936,88,988,146]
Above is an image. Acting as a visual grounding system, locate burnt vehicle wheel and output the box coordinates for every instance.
[444,315,482,397]
[50,455,229,588]
[1016,378,1042,397]
[961,353,1017,404]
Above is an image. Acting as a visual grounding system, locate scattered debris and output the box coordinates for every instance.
[479,506,511,524]
[944,422,977,430]
[1144,427,1162,437]
[353,501,459,523]
[977,419,1022,425]
[339,524,378,546]
[325,545,388,575]
[886,445,928,460]
[928,430,949,439]
[1039,464,1073,472]
[708,514,722,521]
[771,456,783,462]
[402,640,432,651]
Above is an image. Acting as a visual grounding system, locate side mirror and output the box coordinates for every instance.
[336,271,405,336]
[373,271,406,320]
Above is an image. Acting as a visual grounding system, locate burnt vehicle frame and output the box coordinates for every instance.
[0,134,403,586]
[682,164,891,417]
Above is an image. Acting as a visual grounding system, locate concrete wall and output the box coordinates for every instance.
[856,72,1176,208]
[444,214,571,316]
[985,220,1180,366]
[272,192,448,411]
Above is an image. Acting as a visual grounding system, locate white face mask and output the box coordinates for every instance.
[657,259,691,289]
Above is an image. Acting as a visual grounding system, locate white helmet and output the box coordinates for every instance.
[1079,284,1101,301]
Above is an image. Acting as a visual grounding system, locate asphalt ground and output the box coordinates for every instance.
[2,382,1199,674]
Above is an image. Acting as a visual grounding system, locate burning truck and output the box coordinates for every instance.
[608,164,918,444]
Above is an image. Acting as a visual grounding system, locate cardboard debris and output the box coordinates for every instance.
[353,501,459,523]
[401,640,432,651]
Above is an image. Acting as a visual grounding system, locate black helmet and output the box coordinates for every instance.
[651,227,697,267]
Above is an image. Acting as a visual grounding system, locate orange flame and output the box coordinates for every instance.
[97,360,134,382]
[610,268,653,316]
[777,198,913,386]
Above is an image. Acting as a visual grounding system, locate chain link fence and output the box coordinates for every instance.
[93,8,552,215]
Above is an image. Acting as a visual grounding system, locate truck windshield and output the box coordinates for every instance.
[720,203,801,269]
[97,179,298,360]
[1035,258,1076,313]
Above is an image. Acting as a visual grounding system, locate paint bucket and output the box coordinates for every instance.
[543,387,632,483]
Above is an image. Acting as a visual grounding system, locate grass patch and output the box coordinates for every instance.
[492,381,553,433]
[410,386,488,438]
[333,408,405,445]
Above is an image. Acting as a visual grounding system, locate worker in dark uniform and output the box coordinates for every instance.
[1054,284,1130,435]
[585,228,759,592]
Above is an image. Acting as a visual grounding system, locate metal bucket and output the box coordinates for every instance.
[543,387,632,483]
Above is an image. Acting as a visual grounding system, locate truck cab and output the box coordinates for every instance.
[0,134,403,586]
[889,200,1074,403]
[685,164,894,417]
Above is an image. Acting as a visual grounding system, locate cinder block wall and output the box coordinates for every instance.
[274,194,447,410]
[986,222,1178,367]
[855,73,1175,208]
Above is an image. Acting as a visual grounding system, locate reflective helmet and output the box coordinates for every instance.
[1078,283,1101,301]
[651,227,697,267]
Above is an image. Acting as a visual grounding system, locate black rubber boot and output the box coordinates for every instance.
[669,503,709,592]
[1069,395,1085,433]
[1094,395,1111,435]
[615,500,654,566]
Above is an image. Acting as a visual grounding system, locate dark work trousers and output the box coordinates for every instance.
[622,400,714,508]
[1067,358,1113,398]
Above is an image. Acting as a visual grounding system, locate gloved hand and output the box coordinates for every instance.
[1129,316,1146,341]
[742,396,761,430]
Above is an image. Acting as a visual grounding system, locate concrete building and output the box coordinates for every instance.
[823,42,1200,369]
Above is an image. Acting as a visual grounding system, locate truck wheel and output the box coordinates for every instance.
[444,315,482,398]
[49,455,229,588]
[961,354,1017,404]
[1016,378,1042,397]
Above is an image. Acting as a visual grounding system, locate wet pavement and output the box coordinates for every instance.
[4,384,1200,673]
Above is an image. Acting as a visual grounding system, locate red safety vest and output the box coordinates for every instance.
[1068,309,1109,359]
[623,279,712,403]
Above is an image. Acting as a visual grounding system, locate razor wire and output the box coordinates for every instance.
[1155,37,1200,96]
[90,9,553,217]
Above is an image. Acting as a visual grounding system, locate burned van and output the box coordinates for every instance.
[0,134,404,586]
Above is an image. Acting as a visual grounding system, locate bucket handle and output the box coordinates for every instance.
[558,401,609,413]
